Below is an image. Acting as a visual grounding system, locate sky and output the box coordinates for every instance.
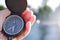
[0,0,60,11]
[28,0,60,11]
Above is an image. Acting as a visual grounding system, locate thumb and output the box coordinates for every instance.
[0,9,11,18]
[0,9,11,31]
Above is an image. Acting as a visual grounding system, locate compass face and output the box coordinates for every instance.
[3,15,24,35]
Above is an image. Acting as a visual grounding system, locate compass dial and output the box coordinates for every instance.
[3,15,24,35]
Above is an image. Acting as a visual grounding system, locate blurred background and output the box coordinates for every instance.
[0,0,60,40]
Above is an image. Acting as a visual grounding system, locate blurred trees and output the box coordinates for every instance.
[28,5,52,21]
[28,0,52,22]
[38,5,52,21]
[0,5,5,10]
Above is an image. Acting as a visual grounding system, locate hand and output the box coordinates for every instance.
[0,8,36,40]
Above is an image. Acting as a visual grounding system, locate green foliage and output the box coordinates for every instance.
[37,5,52,21]
[0,6,5,10]
[28,5,52,20]
[38,5,52,14]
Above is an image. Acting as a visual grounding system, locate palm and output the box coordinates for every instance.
[0,9,10,40]
[0,8,36,40]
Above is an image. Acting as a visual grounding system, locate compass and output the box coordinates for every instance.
[2,0,27,40]
[3,15,24,36]
[3,15,25,40]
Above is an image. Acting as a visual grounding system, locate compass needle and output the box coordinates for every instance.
[7,26,15,33]
[12,26,15,32]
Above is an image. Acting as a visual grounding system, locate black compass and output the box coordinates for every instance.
[2,0,27,40]
[3,15,24,36]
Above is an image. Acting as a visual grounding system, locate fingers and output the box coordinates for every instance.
[21,22,31,39]
[21,8,33,22]
[0,9,11,18]
[21,8,36,24]
[12,38,17,40]
[23,22,31,38]
[28,15,36,25]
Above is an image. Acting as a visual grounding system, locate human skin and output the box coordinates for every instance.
[0,8,36,40]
